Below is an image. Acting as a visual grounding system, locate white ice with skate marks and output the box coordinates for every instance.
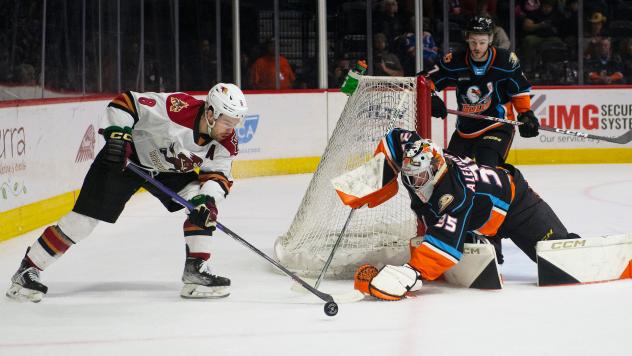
[1,164,631,356]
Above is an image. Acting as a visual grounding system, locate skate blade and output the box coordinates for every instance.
[5,283,44,303]
[180,283,230,299]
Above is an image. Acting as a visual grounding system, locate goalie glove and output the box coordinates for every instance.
[354,263,423,301]
[187,194,218,230]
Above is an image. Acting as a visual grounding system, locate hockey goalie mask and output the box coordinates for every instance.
[206,83,248,129]
[400,138,446,203]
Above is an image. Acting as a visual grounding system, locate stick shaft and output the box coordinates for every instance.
[314,208,356,289]
[125,163,335,303]
[446,109,632,144]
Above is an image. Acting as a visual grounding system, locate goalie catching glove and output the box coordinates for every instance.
[354,263,423,301]
[187,194,218,230]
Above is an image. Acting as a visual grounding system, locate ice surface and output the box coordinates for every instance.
[1,164,631,356]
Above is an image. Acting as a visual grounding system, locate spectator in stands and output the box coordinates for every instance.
[560,0,579,42]
[394,16,440,75]
[13,64,37,85]
[479,11,511,50]
[249,39,295,90]
[187,39,218,91]
[618,38,632,83]
[519,0,565,72]
[329,55,351,88]
[374,0,405,48]
[373,32,404,77]
[586,37,624,84]
[584,11,609,60]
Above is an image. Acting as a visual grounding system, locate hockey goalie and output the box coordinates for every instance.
[350,128,588,301]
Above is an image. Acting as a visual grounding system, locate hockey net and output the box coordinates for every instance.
[274,76,431,278]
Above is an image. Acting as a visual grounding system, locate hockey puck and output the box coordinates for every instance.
[324,301,338,316]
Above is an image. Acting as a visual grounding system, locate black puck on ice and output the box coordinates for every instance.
[324,301,338,316]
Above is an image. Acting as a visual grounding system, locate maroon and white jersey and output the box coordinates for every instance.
[103,91,238,200]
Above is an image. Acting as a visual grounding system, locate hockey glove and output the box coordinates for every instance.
[187,194,218,230]
[431,93,447,119]
[354,263,422,301]
[517,110,540,138]
[102,126,133,170]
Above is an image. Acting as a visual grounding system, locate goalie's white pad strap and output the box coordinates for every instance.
[536,234,632,286]
[443,243,502,289]
[370,264,423,298]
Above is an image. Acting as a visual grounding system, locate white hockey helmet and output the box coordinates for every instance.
[401,138,446,203]
[206,83,248,125]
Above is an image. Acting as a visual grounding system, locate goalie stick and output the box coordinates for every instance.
[125,162,339,316]
[446,108,632,144]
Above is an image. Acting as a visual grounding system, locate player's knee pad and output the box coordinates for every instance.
[178,182,202,202]
[57,211,99,242]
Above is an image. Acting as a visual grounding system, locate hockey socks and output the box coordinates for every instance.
[27,226,76,270]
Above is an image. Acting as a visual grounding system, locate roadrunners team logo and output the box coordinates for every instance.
[160,143,203,172]
[169,96,189,113]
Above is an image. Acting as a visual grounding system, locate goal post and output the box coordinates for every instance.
[274,75,432,278]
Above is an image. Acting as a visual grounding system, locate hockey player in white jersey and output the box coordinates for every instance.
[6,83,248,302]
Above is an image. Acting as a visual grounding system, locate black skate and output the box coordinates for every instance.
[180,257,230,299]
[6,259,48,303]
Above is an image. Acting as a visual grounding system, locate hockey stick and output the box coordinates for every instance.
[446,108,632,144]
[125,162,339,316]
[314,208,356,289]
[290,208,365,301]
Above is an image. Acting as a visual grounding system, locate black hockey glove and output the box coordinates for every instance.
[102,126,133,170]
[431,93,447,119]
[517,110,540,138]
[188,194,218,230]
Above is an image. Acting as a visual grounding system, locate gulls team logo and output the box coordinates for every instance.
[75,125,95,163]
[466,86,482,103]
[169,96,189,113]
[237,114,259,144]
[461,82,494,113]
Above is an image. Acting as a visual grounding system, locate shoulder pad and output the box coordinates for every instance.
[493,48,521,70]
[430,164,467,214]
[219,130,239,156]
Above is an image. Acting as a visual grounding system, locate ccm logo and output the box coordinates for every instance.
[110,132,132,141]
[463,247,480,254]
[551,240,586,249]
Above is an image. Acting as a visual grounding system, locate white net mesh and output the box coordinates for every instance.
[274,76,424,278]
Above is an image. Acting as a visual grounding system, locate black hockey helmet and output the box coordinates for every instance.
[464,16,494,37]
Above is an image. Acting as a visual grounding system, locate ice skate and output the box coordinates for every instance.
[180,257,230,299]
[6,259,48,303]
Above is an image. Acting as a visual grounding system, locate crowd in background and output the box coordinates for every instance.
[2,0,632,99]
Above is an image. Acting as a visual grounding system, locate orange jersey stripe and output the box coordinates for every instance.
[474,208,507,236]
[510,94,531,114]
[408,242,458,281]
[199,172,233,193]
[457,122,504,139]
